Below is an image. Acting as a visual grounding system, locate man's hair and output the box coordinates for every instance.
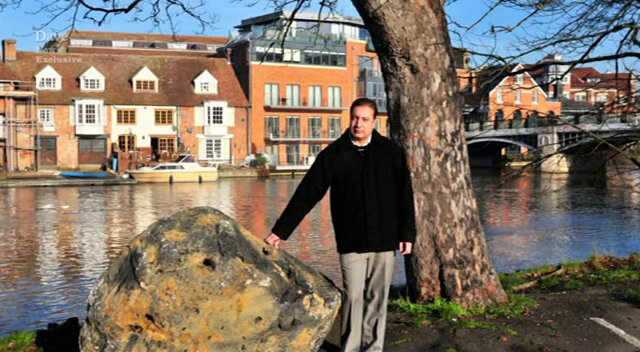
[350,97,378,119]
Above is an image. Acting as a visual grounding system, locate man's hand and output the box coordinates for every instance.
[264,233,283,249]
[399,242,413,255]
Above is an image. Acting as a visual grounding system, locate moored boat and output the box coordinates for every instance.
[127,155,218,183]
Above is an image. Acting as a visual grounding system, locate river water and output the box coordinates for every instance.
[1,170,639,336]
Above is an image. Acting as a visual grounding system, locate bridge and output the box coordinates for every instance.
[464,114,640,172]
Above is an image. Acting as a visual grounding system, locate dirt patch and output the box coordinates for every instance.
[319,281,640,352]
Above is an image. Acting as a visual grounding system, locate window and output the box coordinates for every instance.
[309,86,322,107]
[206,105,224,125]
[310,144,322,157]
[515,89,521,104]
[39,108,55,131]
[286,145,300,165]
[495,109,504,121]
[562,75,570,83]
[533,90,539,104]
[283,48,301,63]
[117,109,136,124]
[514,110,522,120]
[38,109,54,124]
[597,93,608,102]
[205,139,222,159]
[286,116,300,138]
[76,100,103,124]
[496,89,503,104]
[575,93,586,101]
[265,83,280,106]
[516,74,524,85]
[158,138,175,154]
[286,84,301,106]
[136,80,156,92]
[328,86,341,107]
[38,77,58,89]
[118,135,135,152]
[308,116,322,138]
[83,78,102,91]
[265,116,280,138]
[200,82,211,93]
[328,117,342,138]
[155,109,173,125]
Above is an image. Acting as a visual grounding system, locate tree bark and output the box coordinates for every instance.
[351,0,508,307]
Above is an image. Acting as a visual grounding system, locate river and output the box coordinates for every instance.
[1,170,639,336]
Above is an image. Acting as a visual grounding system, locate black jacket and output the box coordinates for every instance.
[271,129,416,254]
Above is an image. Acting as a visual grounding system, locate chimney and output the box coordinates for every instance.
[2,39,16,62]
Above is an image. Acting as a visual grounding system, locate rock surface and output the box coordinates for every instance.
[80,207,341,352]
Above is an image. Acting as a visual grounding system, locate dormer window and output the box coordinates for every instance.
[516,74,524,85]
[39,78,58,89]
[136,80,156,91]
[35,65,62,91]
[80,67,105,91]
[132,66,159,93]
[194,70,218,94]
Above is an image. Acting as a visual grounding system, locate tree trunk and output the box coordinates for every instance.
[351,0,508,307]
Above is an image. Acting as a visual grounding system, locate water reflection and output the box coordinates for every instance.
[474,169,640,272]
[1,171,640,335]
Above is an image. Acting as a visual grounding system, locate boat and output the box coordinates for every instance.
[59,172,108,178]
[127,155,219,183]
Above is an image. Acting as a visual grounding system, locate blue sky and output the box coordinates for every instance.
[0,0,635,72]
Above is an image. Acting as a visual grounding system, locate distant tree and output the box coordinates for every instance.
[39,35,60,52]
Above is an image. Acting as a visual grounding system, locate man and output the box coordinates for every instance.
[264,98,416,352]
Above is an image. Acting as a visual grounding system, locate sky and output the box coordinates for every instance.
[0,0,636,73]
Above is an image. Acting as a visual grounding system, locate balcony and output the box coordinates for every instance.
[204,124,228,136]
[358,69,384,80]
[0,82,37,97]
[265,99,346,112]
[266,130,340,142]
[75,124,104,135]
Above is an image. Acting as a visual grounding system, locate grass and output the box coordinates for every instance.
[389,293,538,326]
[389,254,640,335]
[0,332,39,352]
[456,320,519,336]
[620,288,640,306]
[499,254,640,293]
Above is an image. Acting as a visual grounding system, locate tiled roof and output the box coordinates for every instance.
[571,67,632,90]
[1,51,248,107]
[65,30,229,45]
[0,64,18,81]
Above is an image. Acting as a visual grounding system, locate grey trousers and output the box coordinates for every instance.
[339,251,395,352]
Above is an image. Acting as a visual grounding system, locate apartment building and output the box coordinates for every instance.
[0,38,249,170]
[225,11,390,168]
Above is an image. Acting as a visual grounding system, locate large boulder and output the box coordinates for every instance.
[80,207,341,352]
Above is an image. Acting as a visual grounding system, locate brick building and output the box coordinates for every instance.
[0,35,249,171]
[463,63,562,128]
[0,39,39,171]
[531,53,638,115]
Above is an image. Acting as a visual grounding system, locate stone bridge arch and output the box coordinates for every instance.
[467,137,538,153]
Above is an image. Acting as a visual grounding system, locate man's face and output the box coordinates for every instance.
[350,105,376,143]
